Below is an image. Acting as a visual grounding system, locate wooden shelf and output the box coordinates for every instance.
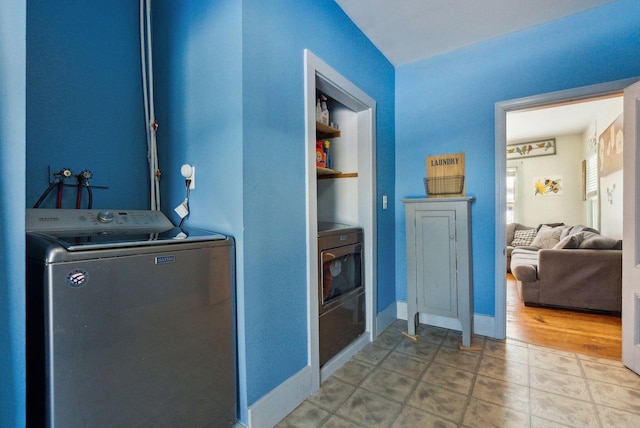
[316,121,341,139]
[317,167,358,180]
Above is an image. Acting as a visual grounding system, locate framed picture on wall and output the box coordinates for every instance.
[598,114,623,177]
[507,138,556,160]
[533,175,562,196]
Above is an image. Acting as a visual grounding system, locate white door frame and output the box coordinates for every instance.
[494,78,639,339]
[304,50,377,391]
[622,80,640,374]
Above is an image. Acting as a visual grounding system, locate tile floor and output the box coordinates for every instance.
[277,320,640,427]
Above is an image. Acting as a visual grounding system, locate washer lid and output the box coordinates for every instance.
[29,227,227,251]
[26,209,226,251]
[26,208,174,234]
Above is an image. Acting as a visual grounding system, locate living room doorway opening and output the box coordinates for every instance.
[494,78,639,358]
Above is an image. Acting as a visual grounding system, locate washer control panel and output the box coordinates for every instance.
[26,209,174,233]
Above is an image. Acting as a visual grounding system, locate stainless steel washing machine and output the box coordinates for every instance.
[26,209,236,427]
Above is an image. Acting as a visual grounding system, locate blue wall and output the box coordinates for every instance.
[395,0,640,316]
[0,1,26,425]
[151,0,396,422]
[240,0,395,410]
[12,1,395,423]
[10,0,639,425]
[26,0,148,210]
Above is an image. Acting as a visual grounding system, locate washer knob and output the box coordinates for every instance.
[97,211,114,224]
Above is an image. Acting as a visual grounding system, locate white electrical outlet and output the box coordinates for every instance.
[188,166,195,189]
[180,164,195,189]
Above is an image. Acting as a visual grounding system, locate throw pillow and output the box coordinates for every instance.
[553,235,580,249]
[536,222,564,232]
[531,225,565,249]
[511,228,537,246]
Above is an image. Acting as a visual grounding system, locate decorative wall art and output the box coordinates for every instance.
[533,176,562,196]
[507,138,556,160]
[599,113,623,177]
[607,183,616,205]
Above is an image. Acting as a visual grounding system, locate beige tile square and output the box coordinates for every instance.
[380,350,429,379]
[384,320,408,334]
[406,382,468,423]
[360,367,417,402]
[589,379,640,414]
[530,415,575,427]
[353,343,392,365]
[416,324,449,344]
[440,331,485,350]
[472,374,529,413]
[423,362,475,395]
[374,330,404,350]
[336,388,402,428]
[275,401,329,428]
[321,414,365,428]
[478,355,530,386]
[332,359,374,386]
[307,377,355,411]
[530,389,599,427]
[582,360,640,389]
[597,404,640,427]
[529,348,581,376]
[463,397,530,428]
[576,353,625,368]
[391,405,457,428]
[433,345,481,371]
[484,339,530,364]
[441,330,463,348]
[530,367,590,401]
[395,336,439,361]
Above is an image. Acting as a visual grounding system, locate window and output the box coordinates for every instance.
[585,153,598,198]
[585,153,599,229]
[506,167,517,223]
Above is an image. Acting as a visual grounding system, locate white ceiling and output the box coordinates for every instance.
[507,96,623,144]
[334,0,615,66]
[333,0,620,143]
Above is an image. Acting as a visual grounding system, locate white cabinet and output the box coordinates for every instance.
[402,197,474,347]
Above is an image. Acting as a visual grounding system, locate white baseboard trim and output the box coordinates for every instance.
[396,301,497,339]
[246,365,312,428]
[473,313,495,338]
[376,301,397,335]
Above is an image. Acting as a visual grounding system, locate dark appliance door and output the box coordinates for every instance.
[319,242,363,314]
[318,242,365,366]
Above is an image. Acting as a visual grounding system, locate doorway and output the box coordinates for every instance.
[304,50,377,391]
[494,78,640,347]
[503,95,624,358]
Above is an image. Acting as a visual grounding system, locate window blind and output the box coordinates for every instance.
[585,153,598,198]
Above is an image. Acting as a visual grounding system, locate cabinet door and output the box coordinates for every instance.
[415,210,457,317]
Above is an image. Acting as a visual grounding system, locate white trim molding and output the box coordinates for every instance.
[396,301,496,338]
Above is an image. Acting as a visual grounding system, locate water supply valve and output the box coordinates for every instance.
[56,168,74,180]
[79,169,93,184]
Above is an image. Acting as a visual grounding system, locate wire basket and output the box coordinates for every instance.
[424,175,465,196]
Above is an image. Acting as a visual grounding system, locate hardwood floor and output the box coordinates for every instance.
[506,273,622,360]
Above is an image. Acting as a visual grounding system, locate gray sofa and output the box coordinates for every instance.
[510,225,622,314]
[506,222,536,272]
